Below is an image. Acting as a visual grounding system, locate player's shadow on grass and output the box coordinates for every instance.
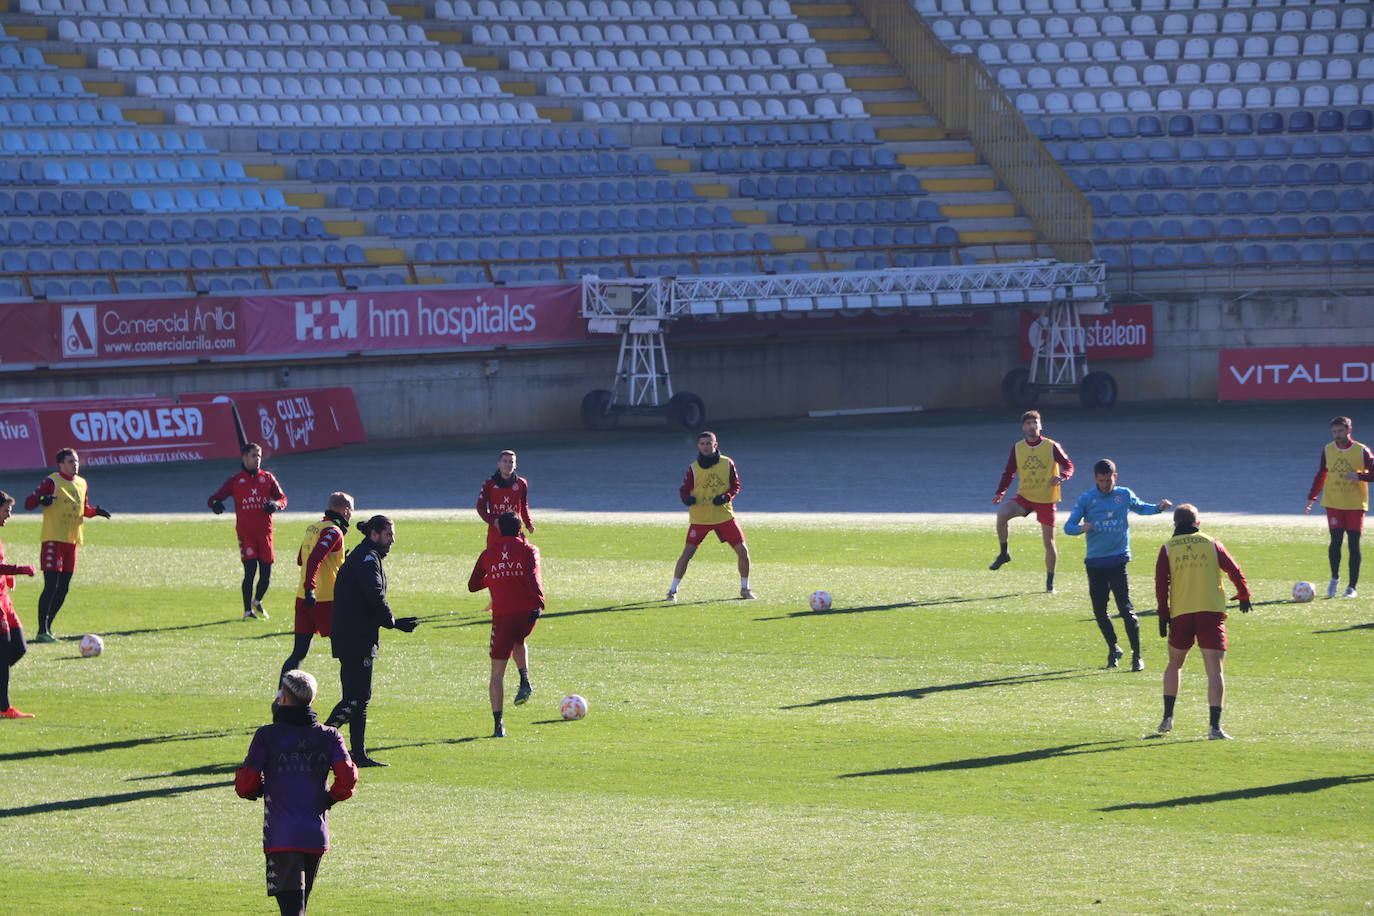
[1100,773,1374,811]
[127,762,238,780]
[758,593,1022,621]
[0,780,231,819]
[367,736,482,752]
[0,728,252,764]
[436,600,698,628]
[782,669,1093,709]
[839,739,1157,778]
[95,619,241,638]
[1312,622,1374,634]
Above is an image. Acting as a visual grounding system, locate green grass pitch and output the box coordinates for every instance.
[1,513,1371,914]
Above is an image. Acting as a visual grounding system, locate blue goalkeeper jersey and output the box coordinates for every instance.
[1063,486,1163,565]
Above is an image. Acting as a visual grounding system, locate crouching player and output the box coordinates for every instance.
[468,513,543,738]
[236,669,357,916]
[280,493,354,687]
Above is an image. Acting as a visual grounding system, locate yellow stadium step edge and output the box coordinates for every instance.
[770,236,807,251]
[898,152,978,167]
[876,126,944,141]
[958,230,1038,244]
[387,3,425,16]
[425,29,463,44]
[922,178,997,192]
[324,221,366,237]
[83,81,126,97]
[848,76,908,92]
[6,24,47,40]
[244,165,286,181]
[828,51,891,67]
[285,193,326,208]
[500,81,537,96]
[364,249,407,265]
[45,52,87,68]
[732,210,769,225]
[466,56,500,70]
[536,107,574,122]
[123,109,165,125]
[693,184,729,199]
[655,158,691,173]
[941,204,1017,219]
[811,27,871,41]
[791,3,854,16]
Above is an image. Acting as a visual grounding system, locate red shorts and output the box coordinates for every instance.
[238,529,275,563]
[1012,494,1057,527]
[489,611,537,660]
[686,519,745,546]
[294,598,333,637]
[1326,508,1366,532]
[1168,612,1227,651]
[40,541,77,573]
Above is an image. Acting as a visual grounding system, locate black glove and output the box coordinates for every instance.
[94,507,111,519]
[528,608,542,625]
[683,496,696,506]
[1158,616,1169,638]
[1238,599,1252,613]
[394,616,419,633]
[321,790,337,811]
[303,589,316,608]
[263,501,278,514]
[210,500,225,515]
[39,494,53,507]
[712,494,730,506]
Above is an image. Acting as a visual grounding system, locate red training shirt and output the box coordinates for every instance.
[476,474,534,531]
[468,534,544,616]
[208,467,287,535]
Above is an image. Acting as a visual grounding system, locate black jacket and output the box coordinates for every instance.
[330,538,396,659]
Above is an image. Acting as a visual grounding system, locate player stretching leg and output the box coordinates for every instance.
[1304,416,1373,599]
[666,431,754,601]
[989,411,1073,593]
[208,442,288,619]
[24,448,111,642]
[280,493,353,687]
[1063,459,1171,671]
[1154,504,1251,740]
[468,513,544,738]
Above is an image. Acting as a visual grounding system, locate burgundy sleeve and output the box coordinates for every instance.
[475,479,494,524]
[1359,448,1374,482]
[82,493,99,519]
[303,528,341,590]
[0,563,27,576]
[1308,450,1329,501]
[467,553,488,593]
[1213,540,1250,601]
[24,477,54,512]
[519,478,533,530]
[996,446,1018,497]
[679,466,694,504]
[234,766,264,800]
[208,475,234,507]
[328,759,358,802]
[1053,442,1074,481]
[526,545,544,609]
[268,473,286,508]
[724,460,741,500]
[1154,545,1170,620]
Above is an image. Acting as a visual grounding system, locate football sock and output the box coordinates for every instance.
[517,667,530,687]
[1348,532,1361,588]
[1328,529,1344,579]
[275,890,305,916]
[349,710,367,759]
[1046,572,1055,591]
[1163,694,1176,718]
[493,709,503,728]
[740,576,749,590]
[254,562,273,602]
[670,577,682,592]
[1209,705,1222,730]
[280,635,314,685]
[999,541,1008,556]
[0,662,9,709]
[241,560,257,613]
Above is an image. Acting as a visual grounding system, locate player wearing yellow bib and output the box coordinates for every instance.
[666,431,754,601]
[1304,416,1374,599]
[990,411,1074,593]
[279,492,354,686]
[1153,504,1251,740]
[21,449,111,643]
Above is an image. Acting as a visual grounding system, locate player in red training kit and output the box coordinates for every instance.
[476,449,535,546]
[208,442,288,620]
[989,410,1074,593]
[468,513,543,739]
[0,490,38,718]
[1303,415,1374,599]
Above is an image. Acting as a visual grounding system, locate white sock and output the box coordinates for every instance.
[670,577,682,592]
[741,576,750,589]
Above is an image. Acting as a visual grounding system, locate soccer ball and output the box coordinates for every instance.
[559,695,587,720]
[809,590,833,612]
[78,634,104,658]
[1291,581,1315,603]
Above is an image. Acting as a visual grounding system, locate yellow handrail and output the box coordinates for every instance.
[848,0,1094,262]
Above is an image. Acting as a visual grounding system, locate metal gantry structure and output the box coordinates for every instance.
[579,260,1113,427]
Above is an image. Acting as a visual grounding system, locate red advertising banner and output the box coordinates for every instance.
[1019,303,1154,361]
[1218,346,1374,401]
[0,302,50,366]
[241,285,586,355]
[31,400,242,467]
[183,388,366,456]
[0,410,45,470]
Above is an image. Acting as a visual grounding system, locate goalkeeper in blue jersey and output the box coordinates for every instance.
[1063,459,1171,672]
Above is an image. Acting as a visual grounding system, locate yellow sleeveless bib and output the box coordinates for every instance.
[40,473,87,545]
[688,456,734,525]
[296,520,344,600]
[1015,438,1062,504]
[1320,440,1369,511]
[1165,532,1228,616]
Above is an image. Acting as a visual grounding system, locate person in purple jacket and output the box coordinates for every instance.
[236,669,358,916]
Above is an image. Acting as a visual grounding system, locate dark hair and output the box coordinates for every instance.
[358,514,392,537]
[1020,411,1041,423]
[697,430,717,441]
[0,489,12,507]
[1331,416,1353,429]
[1094,458,1116,476]
[1173,503,1199,528]
[498,449,516,459]
[242,442,262,455]
[55,447,76,464]
[497,512,521,537]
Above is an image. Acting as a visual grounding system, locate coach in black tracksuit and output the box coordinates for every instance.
[324,515,417,769]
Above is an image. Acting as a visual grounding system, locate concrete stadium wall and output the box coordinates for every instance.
[1,291,1369,438]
